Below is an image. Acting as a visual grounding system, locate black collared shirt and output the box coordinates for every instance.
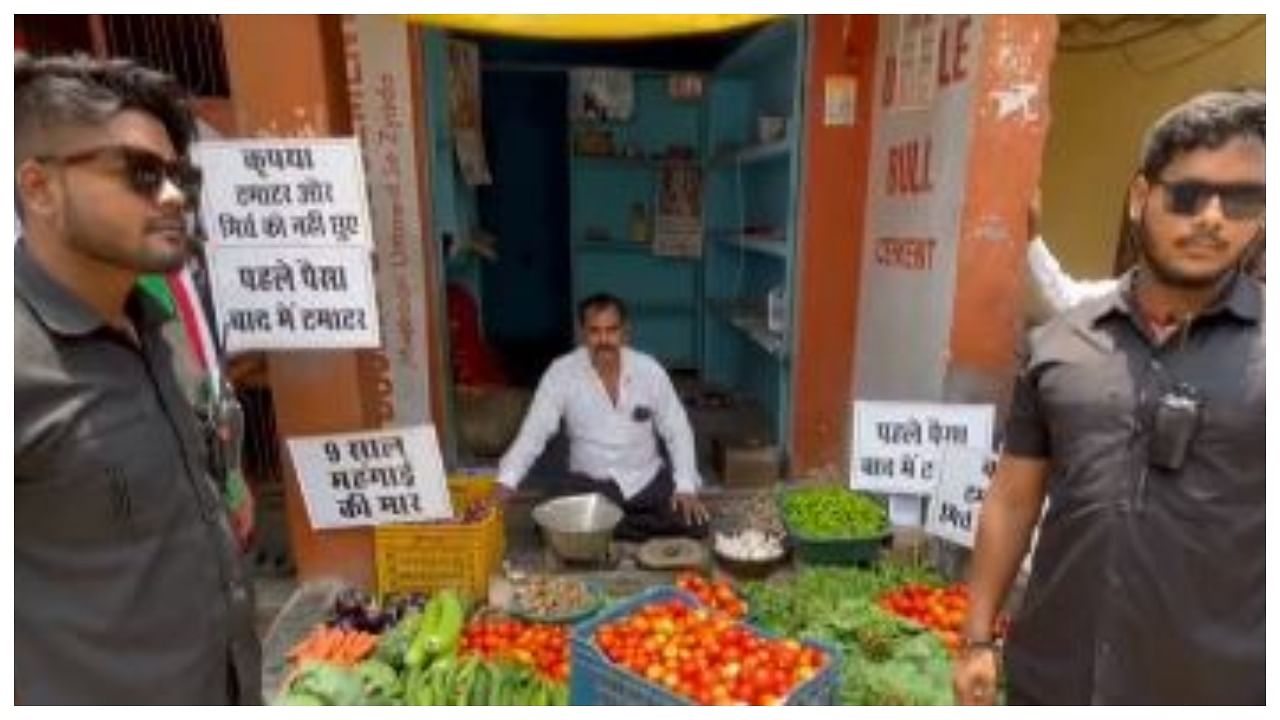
[14,242,262,704]
[1003,271,1264,704]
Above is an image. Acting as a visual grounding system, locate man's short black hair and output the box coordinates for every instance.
[578,293,629,326]
[1139,88,1265,180]
[15,53,196,166]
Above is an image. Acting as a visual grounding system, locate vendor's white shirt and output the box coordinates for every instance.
[1025,236,1118,324]
[497,347,702,499]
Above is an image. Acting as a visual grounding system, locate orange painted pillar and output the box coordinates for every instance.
[790,15,878,475]
[945,16,1057,408]
[221,15,376,587]
[852,16,1058,407]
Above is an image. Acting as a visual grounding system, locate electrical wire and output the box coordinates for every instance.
[1058,16,1213,53]
[1117,16,1263,74]
[1057,14,1262,75]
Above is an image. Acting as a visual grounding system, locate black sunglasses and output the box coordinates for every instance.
[1154,178,1265,221]
[37,145,203,202]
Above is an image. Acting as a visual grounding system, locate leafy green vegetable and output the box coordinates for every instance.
[844,632,953,706]
[745,564,942,633]
[743,564,953,706]
[354,658,403,704]
[277,690,326,706]
[374,608,422,669]
[283,662,370,706]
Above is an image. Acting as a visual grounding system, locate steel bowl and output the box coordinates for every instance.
[713,545,790,581]
[532,493,624,562]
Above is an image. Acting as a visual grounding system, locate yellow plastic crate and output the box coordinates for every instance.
[374,475,505,601]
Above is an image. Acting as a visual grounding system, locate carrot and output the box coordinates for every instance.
[286,627,323,661]
[331,630,354,663]
[353,632,377,660]
[340,632,376,664]
[335,632,356,662]
[307,630,330,653]
[289,626,382,668]
[291,626,339,663]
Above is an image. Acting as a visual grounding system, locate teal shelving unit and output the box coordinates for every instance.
[700,17,806,452]
[569,72,706,371]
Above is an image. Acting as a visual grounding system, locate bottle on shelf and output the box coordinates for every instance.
[629,202,651,244]
[767,285,787,334]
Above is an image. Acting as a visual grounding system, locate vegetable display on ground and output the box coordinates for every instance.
[781,486,888,539]
[594,598,829,705]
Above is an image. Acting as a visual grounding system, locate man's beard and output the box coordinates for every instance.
[1134,217,1236,290]
[590,345,619,363]
[66,209,190,275]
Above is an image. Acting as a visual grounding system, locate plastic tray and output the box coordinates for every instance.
[569,586,841,705]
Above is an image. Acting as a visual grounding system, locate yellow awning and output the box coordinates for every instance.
[404,14,778,40]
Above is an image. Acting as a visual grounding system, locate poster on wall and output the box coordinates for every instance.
[569,68,635,122]
[824,75,858,126]
[448,39,492,186]
[653,160,704,258]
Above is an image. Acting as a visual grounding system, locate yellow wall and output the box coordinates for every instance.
[1041,15,1265,278]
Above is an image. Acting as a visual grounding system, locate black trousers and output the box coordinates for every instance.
[1004,685,1041,706]
[557,466,708,542]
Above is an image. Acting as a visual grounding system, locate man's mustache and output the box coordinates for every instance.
[1176,232,1226,251]
[146,218,189,235]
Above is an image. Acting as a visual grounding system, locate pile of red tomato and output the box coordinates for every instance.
[877,582,1007,654]
[674,572,748,619]
[594,599,827,705]
[460,618,570,683]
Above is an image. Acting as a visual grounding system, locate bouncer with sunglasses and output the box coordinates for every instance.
[14,54,262,704]
[956,89,1265,705]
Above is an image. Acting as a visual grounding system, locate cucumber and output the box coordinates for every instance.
[488,664,515,706]
[425,589,466,656]
[451,655,480,706]
[466,662,492,706]
[404,595,445,669]
[430,654,457,705]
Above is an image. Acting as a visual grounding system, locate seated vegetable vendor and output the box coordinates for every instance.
[494,293,710,541]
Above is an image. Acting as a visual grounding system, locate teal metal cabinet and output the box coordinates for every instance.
[701,17,806,451]
[568,72,706,371]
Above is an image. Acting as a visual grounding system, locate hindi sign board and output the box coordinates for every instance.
[850,400,994,495]
[286,425,453,530]
[209,245,379,352]
[924,445,996,548]
[193,137,382,352]
[193,138,374,247]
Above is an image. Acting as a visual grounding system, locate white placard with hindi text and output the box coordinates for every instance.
[192,137,373,247]
[925,446,996,548]
[209,245,380,352]
[287,425,453,530]
[851,400,994,495]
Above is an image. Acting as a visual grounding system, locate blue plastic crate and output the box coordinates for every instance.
[570,586,841,705]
